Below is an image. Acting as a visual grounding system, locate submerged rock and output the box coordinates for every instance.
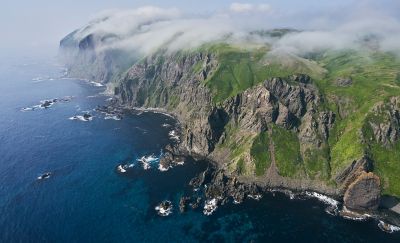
[179,196,191,213]
[189,197,202,209]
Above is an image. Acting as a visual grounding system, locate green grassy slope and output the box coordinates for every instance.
[201,44,400,196]
[198,44,326,103]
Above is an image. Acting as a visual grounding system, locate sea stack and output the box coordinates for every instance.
[344,172,381,211]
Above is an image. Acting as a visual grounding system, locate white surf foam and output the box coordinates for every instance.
[168,130,180,142]
[69,115,93,122]
[155,201,173,216]
[339,207,370,221]
[158,163,171,172]
[203,198,218,216]
[305,191,339,207]
[378,220,400,233]
[247,194,262,200]
[104,115,122,120]
[117,165,127,173]
[175,160,185,166]
[21,107,34,112]
[89,81,104,87]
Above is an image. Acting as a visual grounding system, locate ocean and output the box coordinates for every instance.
[0,54,399,242]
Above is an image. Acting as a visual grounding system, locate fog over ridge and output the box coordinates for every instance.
[65,3,400,56]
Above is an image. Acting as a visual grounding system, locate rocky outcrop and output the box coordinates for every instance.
[366,96,400,147]
[334,77,352,87]
[344,172,381,211]
[223,74,333,140]
[159,144,186,170]
[337,157,381,211]
[190,167,262,205]
[335,156,373,192]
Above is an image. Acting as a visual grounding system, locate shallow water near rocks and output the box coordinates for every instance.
[0,55,399,242]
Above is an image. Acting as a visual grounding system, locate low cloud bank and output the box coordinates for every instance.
[66,3,400,56]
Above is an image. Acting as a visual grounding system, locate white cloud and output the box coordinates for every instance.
[229,2,272,13]
[67,4,400,57]
[76,6,181,38]
[230,3,254,13]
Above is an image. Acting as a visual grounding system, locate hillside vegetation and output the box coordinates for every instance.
[198,44,400,196]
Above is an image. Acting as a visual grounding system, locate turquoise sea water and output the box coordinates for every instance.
[0,55,399,242]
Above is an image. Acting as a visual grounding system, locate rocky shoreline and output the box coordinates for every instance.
[101,100,400,229]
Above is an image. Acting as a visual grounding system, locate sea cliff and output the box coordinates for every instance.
[59,26,400,223]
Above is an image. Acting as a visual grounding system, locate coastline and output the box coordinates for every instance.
[63,72,400,231]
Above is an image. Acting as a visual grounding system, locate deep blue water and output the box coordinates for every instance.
[0,55,399,243]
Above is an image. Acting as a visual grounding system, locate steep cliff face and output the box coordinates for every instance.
[362,96,400,197]
[218,75,334,180]
[114,50,220,155]
[365,97,400,147]
[107,49,356,198]
[60,33,400,212]
[59,32,137,84]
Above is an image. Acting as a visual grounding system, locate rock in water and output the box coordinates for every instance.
[155,200,173,216]
[344,172,381,211]
[179,196,190,213]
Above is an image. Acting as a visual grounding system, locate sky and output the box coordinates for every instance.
[1,0,399,56]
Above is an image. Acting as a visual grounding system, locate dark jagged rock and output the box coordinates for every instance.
[37,172,52,180]
[335,156,373,190]
[159,151,174,170]
[366,97,400,147]
[95,104,125,119]
[158,144,187,171]
[41,100,54,108]
[193,168,262,206]
[344,172,381,211]
[83,113,91,120]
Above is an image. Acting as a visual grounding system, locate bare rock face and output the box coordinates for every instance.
[335,156,373,189]
[344,172,381,211]
[367,97,400,147]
